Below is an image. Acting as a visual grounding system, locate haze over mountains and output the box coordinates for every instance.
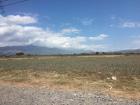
[116,49,140,54]
[0,45,85,55]
[0,45,140,55]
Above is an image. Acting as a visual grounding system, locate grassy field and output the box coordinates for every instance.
[0,55,140,98]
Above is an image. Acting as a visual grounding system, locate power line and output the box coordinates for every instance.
[0,0,9,2]
[0,0,6,15]
[0,0,30,15]
[0,0,29,7]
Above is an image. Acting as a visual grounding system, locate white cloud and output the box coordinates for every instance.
[0,15,37,25]
[61,28,80,34]
[89,34,108,41]
[81,18,94,26]
[121,21,140,28]
[109,17,140,28]
[0,15,109,51]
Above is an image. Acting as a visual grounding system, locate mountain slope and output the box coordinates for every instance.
[115,49,140,54]
[0,45,74,55]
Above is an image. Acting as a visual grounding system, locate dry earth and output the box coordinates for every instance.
[0,83,140,105]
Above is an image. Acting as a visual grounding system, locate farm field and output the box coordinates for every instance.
[0,55,140,99]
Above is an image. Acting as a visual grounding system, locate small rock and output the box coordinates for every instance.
[112,76,117,80]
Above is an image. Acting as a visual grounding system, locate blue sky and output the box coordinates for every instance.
[0,0,140,51]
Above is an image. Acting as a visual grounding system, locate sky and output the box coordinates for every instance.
[0,0,140,51]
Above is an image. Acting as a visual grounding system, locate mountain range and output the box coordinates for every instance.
[0,45,140,55]
[0,45,85,55]
[115,49,140,54]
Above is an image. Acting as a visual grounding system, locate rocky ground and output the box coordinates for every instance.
[0,84,139,105]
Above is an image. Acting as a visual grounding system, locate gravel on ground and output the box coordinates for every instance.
[0,84,139,105]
